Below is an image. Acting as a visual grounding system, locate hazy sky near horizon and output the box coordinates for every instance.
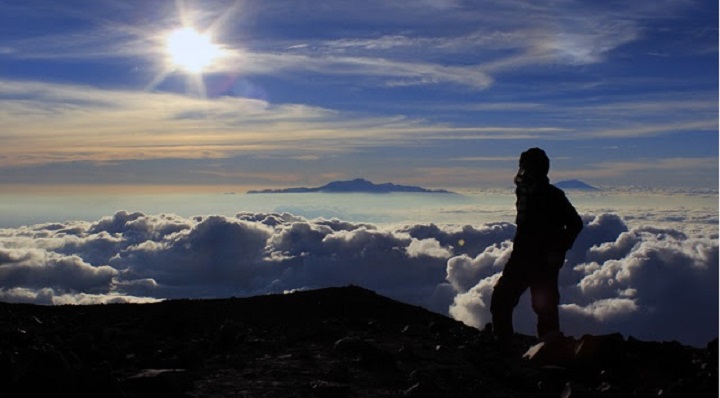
[0,0,717,190]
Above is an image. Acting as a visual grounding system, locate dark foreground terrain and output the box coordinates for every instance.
[0,286,716,397]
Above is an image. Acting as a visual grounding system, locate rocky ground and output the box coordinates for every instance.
[0,285,716,397]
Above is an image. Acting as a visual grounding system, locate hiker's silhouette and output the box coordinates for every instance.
[490,148,583,341]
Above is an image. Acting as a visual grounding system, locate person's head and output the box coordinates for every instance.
[517,147,549,179]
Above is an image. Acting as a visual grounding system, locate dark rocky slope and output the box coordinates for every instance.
[1,286,716,397]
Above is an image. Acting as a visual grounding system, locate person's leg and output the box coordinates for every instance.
[490,256,529,340]
[530,267,561,339]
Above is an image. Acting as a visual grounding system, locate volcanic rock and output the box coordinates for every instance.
[0,285,715,397]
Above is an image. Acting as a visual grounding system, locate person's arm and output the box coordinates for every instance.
[560,194,583,251]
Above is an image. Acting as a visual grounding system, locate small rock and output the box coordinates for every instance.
[523,336,576,365]
[333,336,396,371]
[310,380,351,398]
[560,382,572,398]
[334,336,365,357]
[574,333,625,366]
[122,369,192,396]
[403,381,443,397]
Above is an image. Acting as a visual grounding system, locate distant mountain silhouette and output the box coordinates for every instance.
[247,178,454,194]
[555,179,600,191]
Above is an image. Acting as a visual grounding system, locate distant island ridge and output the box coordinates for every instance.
[554,179,600,191]
[247,178,455,194]
[246,178,597,194]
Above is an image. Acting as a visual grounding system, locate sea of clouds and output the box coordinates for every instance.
[0,209,716,346]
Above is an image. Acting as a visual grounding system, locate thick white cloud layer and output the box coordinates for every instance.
[0,210,716,346]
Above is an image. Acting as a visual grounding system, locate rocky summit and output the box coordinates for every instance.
[0,285,716,397]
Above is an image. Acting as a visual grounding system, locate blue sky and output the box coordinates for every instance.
[0,0,717,190]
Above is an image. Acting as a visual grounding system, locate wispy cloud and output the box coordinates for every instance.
[592,120,718,138]
[0,79,385,164]
[451,156,518,162]
[1,77,715,173]
[0,0,715,188]
[0,0,684,91]
[224,52,495,89]
[0,78,570,168]
[552,157,719,183]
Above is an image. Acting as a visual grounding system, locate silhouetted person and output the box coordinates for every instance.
[490,147,583,342]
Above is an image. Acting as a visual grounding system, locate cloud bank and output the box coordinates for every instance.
[0,210,716,346]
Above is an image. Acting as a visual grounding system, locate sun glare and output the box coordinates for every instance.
[165,27,222,74]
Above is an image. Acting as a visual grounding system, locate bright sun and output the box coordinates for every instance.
[165,27,222,74]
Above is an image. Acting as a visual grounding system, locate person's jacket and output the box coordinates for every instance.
[513,182,583,254]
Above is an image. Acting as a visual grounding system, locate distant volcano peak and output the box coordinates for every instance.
[555,179,600,191]
[248,178,454,194]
